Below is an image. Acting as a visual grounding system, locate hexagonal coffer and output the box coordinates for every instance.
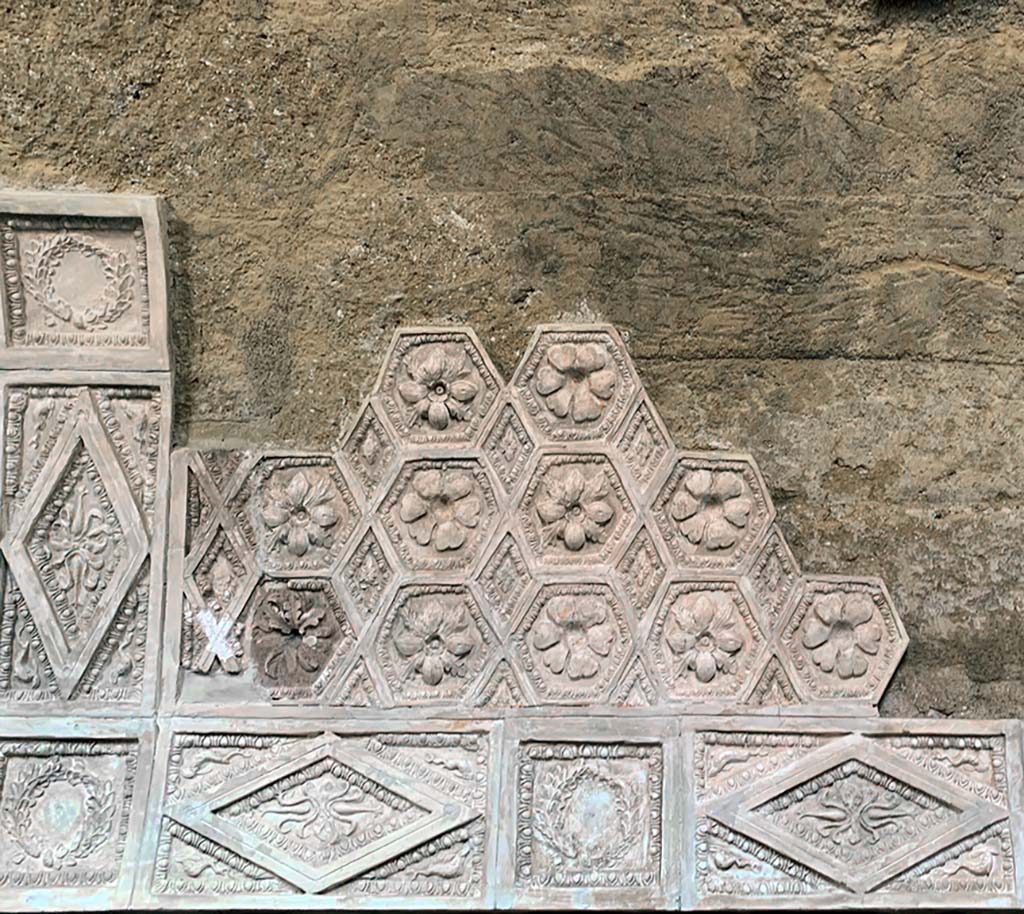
[518,453,635,567]
[243,577,357,701]
[648,581,765,700]
[512,326,640,441]
[780,577,907,703]
[232,456,359,575]
[375,584,494,704]
[512,582,632,704]
[652,455,773,571]
[375,328,502,445]
[380,458,499,572]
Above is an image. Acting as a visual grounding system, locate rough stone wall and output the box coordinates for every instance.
[1,0,1022,718]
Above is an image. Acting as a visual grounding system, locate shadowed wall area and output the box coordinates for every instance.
[2,0,1023,718]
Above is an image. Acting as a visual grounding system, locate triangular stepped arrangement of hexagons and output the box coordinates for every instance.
[173,324,908,713]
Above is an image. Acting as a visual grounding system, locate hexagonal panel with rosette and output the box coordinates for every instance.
[651,453,774,572]
[375,583,495,704]
[375,327,502,446]
[512,581,632,704]
[518,452,636,568]
[779,576,908,704]
[512,325,640,442]
[647,580,766,700]
[379,457,499,572]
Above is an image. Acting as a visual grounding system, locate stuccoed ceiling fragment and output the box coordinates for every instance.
[0,190,1018,914]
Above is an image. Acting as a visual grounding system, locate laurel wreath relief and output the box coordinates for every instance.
[531,765,642,869]
[23,233,135,331]
[1,757,116,869]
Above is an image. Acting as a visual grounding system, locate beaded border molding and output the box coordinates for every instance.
[0,190,1021,911]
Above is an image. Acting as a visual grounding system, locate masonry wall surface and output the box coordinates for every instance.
[1,0,1023,718]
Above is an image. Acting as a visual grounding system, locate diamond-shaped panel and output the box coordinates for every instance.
[616,395,671,492]
[184,521,259,675]
[187,523,256,619]
[339,400,397,498]
[1,399,147,698]
[705,737,1008,894]
[336,526,394,619]
[169,733,479,894]
[481,399,536,495]
[476,532,532,630]
[746,527,800,632]
[30,440,126,639]
[219,756,430,868]
[616,526,666,621]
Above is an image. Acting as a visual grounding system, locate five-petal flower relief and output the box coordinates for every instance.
[669,469,753,551]
[536,465,615,552]
[261,469,339,557]
[802,591,882,679]
[399,467,481,552]
[534,342,618,423]
[252,587,336,683]
[46,487,113,607]
[532,595,616,680]
[398,342,480,432]
[392,596,478,687]
[664,591,744,683]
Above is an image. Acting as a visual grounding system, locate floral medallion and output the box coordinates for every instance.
[652,456,772,570]
[780,578,908,702]
[380,458,498,571]
[377,330,501,444]
[233,457,359,575]
[648,582,764,699]
[519,453,634,566]
[513,582,631,703]
[245,579,356,701]
[375,585,493,703]
[512,327,639,441]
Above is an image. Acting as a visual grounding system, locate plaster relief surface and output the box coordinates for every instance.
[0,194,170,713]
[1,215,148,349]
[143,722,491,905]
[693,723,1020,906]
[514,740,663,893]
[167,323,910,714]
[1,191,1023,913]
